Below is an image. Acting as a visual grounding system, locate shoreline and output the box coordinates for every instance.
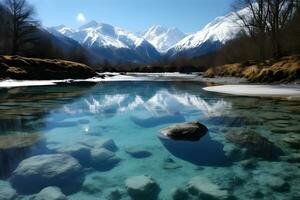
[0,73,248,88]
[1,73,300,100]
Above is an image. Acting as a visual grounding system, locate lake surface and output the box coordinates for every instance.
[0,81,300,200]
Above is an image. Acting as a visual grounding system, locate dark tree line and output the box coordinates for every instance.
[0,0,90,65]
[121,0,300,72]
[160,0,300,71]
[233,0,299,60]
[0,0,38,55]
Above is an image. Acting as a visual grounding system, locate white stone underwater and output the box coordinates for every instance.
[0,81,299,200]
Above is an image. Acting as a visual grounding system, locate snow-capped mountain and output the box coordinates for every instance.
[142,25,185,53]
[46,27,103,64]
[48,6,249,63]
[50,21,161,64]
[167,8,248,57]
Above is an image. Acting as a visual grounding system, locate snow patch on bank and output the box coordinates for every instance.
[0,73,201,88]
[0,77,106,88]
[203,85,300,99]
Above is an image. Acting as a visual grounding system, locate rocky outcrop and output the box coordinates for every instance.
[0,55,98,80]
[204,55,300,83]
[159,122,208,141]
[33,187,67,200]
[125,175,160,200]
[10,154,83,194]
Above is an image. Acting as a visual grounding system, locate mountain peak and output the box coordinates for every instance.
[52,24,66,30]
[143,25,185,53]
[148,25,167,35]
[79,20,100,30]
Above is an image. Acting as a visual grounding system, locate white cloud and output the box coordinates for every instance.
[76,13,86,23]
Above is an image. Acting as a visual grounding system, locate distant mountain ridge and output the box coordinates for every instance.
[166,7,248,58]
[47,7,248,64]
[49,21,161,64]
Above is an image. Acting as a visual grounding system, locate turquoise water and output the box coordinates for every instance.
[0,81,300,199]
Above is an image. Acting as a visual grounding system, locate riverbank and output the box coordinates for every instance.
[203,85,300,100]
[0,56,98,80]
[204,55,300,83]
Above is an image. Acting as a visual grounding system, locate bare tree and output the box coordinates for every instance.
[232,0,270,61]
[3,0,39,55]
[0,2,12,53]
[267,0,298,58]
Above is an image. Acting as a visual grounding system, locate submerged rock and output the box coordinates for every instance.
[91,148,120,171]
[0,133,46,178]
[162,157,182,170]
[204,116,259,127]
[0,185,17,200]
[158,130,231,167]
[239,159,257,169]
[159,121,208,141]
[56,145,91,166]
[57,144,91,166]
[106,188,123,200]
[33,187,67,200]
[226,130,283,160]
[171,188,189,200]
[0,133,42,150]
[283,136,300,149]
[256,174,290,192]
[187,176,229,200]
[10,154,83,194]
[80,137,118,152]
[82,179,102,194]
[280,154,300,163]
[125,175,160,200]
[125,146,152,158]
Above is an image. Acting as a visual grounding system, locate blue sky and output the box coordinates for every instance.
[28,0,234,33]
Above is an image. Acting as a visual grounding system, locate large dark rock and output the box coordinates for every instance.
[10,154,83,195]
[158,124,231,167]
[159,122,208,141]
[226,130,283,160]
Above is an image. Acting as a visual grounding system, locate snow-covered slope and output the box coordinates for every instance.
[52,21,142,49]
[142,25,185,53]
[168,8,248,57]
[49,6,250,63]
[51,21,161,63]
